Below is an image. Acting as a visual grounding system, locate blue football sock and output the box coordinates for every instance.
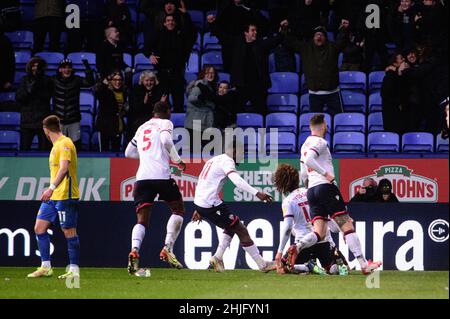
[66,236,80,266]
[36,233,51,263]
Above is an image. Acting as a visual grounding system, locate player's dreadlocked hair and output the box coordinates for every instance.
[273,163,300,195]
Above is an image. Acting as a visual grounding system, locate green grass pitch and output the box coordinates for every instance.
[0,268,448,299]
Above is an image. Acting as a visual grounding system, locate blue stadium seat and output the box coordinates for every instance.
[35,52,65,71]
[186,51,199,73]
[129,6,137,25]
[268,72,299,94]
[193,32,202,51]
[13,71,26,88]
[339,71,367,92]
[300,74,307,93]
[132,72,142,86]
[201,51,223,70]
[0,92,15,102]
[203,32,221,51]
[44,32,67,51]
[80,92,95,114]
[134,53,153,71]
[341,90,367,113]
[217,72,230,83]
[137,32,145,50]
[327,32,335,42]
[368,132,400,153]
[236,113,263,129]
[266,94,298,113]
[334,113,365,133]
[0,130,20,150]
[188,10,204,30]
[0,112,20,130]
[6,30,33,50]
[299,113,332,133]
[185,72,197,84]
[67,52,96,70]
[300,94,310,112]
[171,113,185,128]
[268,53,301,73]
[368,71,384,93]
[368,112,384,132]
[91,131,100,151]
[266,113,298,133]
[333,132,365,153]
[338,52,343,68]
[15,50,31,71]
[402,132,434,153]
[81,112,93,135]
[436,134,449,153]
[298,132,332,149]
[368,92,382,113]
[124,53,132,67]
[20,5,35,25]
[266,132,297,154]
[81,131,91,151]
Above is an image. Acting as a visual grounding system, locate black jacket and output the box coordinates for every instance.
[96,40,129,78]
[95,83,128,136]
[214,90,240,130]
[52,70,95,125]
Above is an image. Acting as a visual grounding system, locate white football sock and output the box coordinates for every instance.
[296,232,319,252]
[293,264,309,273]
[243,244,266,269]
[41,261,51,268]
[345,232,367,268]
[131,224,146,251]
[69,264,80,274]
[165,214,184,252]
[214,232,233,260]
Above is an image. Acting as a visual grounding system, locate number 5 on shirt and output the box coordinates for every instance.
[142,129,152,151]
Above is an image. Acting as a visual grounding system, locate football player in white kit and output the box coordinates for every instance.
[289,114,382,275]
[272,163,349,276]
[191,141,276,273]
[124,101,186,276]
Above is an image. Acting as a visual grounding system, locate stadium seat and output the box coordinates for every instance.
[327,32,335,42]
[266,132,297,154]
[0,92,15,103]
[268,72,299,94]
[298,132,332,149]
[193,32,202,51]
[236,113,263,129]
[80,92,95,114]
[13,71,26,88]
[268,53,301,73]
[334,113,365,133]
[185,72,197,84]
[341,91,367,113]
[124,53,132,68]
[0,130,20,150]
[6,30,33,50]
[188,10,204,31]
[129,6,137,26]
[137,32,145,50]
[338,52,343,68]
[134,53,153,71]
[91,131,100,151]
[217,72,230,83]
[266,113,297,133]
[20,4,35,26]
[333,132,365,153]
[81,131,91,151]
[44,32,67,51]
[368,71,384,93]
[300,94,310,112]
[80,112,93,135]
[67,52,96,70]
[368,92,382,113]
[368,132,400,153]
[402,132,434,153]
[35,52,65,71]
[15,50,31,71]
[300,74,307,93]
[186,51,199,73]
[299,113,332,133]
[171,113,185,128]
[436,134,449,153]
[339,71,367,92]
[266,94,299,113]
[203,32,221,51]
[368,112,384,132]
[0,112,20,130]
[201,51,223,71]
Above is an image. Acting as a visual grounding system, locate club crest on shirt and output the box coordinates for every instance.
[228,214,234,220]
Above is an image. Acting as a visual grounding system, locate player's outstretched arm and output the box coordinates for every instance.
[125,140,139,159]
[228,172,273,202]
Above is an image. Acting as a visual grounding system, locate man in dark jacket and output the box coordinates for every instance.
[51,59,95,149]
[376,178,399,202]
[32,0,65,53]
[16,56,53,151]
[145,14,195,112]
[285,25,346,116]
[350,178,378,202]
[0,32,14,91]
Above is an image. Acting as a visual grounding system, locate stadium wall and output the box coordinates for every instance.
[0,201,448,270]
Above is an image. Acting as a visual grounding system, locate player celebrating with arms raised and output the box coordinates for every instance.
[125,101,186,276]
[289,114,382,275]
[28,115,81,279]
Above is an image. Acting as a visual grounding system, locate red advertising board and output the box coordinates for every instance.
[340,159,449,203]
[110,158,205,201]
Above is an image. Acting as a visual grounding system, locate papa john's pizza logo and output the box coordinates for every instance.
[349,165,438,202]
[119,166,199,201]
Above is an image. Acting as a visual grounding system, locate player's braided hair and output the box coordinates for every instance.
[273,163,300,195]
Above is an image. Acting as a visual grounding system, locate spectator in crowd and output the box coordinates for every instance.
[184,65,217,140]
[210,18,285,115]
[52,58,95,149]
[0,32,14,91]
[350,177,378,202]
[339,19,364,71]
[66,0,105,52]
[95,71,129,152]
[128,71,166,142]
[145,14,195,113]
[214,80,239,130]
[32,0,65,53]
[96,27,131,81]
[376,178,399,202]
[287,0,327,41]
[414,0,447,48]
[392,0,419,51]
[15,56,52,151]
[284,24,347,116]
[104,0,135,48]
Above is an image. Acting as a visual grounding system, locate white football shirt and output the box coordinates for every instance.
[300,135,335,188]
